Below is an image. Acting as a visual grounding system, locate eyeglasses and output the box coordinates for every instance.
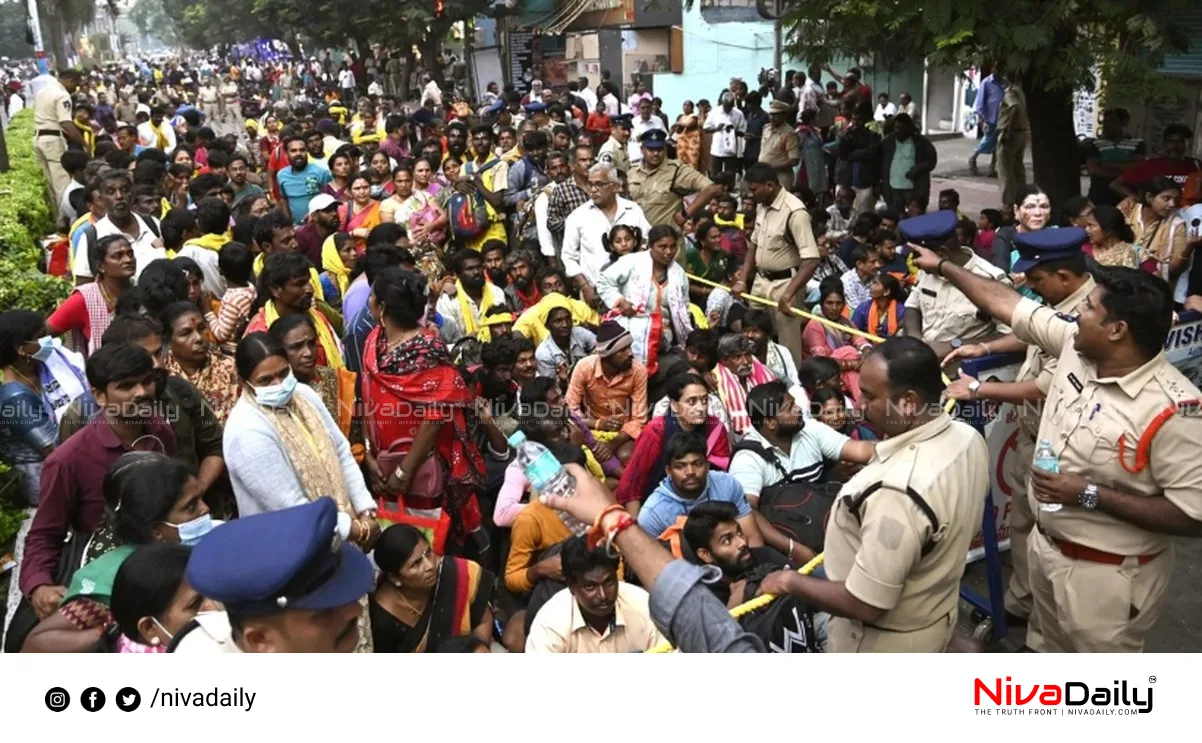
[586,181,612,191]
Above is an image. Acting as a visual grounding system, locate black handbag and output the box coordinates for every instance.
[3,530,91,654]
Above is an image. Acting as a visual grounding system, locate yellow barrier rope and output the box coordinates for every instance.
[646,552,826,653]
[687,273,957,413]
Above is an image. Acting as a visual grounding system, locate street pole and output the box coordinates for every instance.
[27,0,50,74]
[773,17,782,76]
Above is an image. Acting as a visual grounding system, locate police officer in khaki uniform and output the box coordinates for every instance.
[912,244,1202,653]
[33,68,86,207]
[628,129,724,266]
[941,229,1096,648]
[597,114,632,177]
[900,211,1011,360]
[732,162,819,362]
[759,100,801,189]
[758,337,990,651]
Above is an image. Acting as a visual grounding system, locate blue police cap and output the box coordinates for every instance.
[523,101,547,113]
[1011,227,1088,274]
[639,129,668,148]
[898,210,959,247]
[186,499,373,617]
[611,113,633,128]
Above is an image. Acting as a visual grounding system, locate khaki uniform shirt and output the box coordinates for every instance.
[33,78,72,133]
[628,160,712,228]
[1014,277,1096,440]
[751,188,820,272]
[759,121,801,170]
[824,414,989,651]
[998,84,1029,135]
[905,249,1012,344]
[598,136,631,175]
[1012,299,1202,555]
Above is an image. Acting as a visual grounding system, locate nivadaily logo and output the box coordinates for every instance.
[974,677,1154,715]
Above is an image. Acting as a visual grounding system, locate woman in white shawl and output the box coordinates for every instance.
[597,225,693,376]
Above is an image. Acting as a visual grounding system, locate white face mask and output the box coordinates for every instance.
[252,371,298,408]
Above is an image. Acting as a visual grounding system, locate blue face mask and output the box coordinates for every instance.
[165,513,213,546]
[31,337,56,363]
[254,371,298,408]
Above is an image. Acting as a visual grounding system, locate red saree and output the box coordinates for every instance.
[361,325,485,538]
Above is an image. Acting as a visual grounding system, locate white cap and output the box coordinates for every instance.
[308,193,338,214]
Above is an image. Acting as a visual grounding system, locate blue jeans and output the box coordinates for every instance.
[974,122,999,155]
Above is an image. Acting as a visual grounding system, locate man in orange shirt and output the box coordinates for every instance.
[565,322,648,465]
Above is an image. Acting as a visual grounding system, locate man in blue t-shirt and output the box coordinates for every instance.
[639,430,755,540]
[275,134,332,225]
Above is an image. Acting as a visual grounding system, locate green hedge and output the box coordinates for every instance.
[0,109,72,314]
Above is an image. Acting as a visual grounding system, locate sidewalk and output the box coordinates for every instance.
[931,135,1032,217]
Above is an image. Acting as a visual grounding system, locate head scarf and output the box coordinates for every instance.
[478,311,515,342]
[321,234,352,297]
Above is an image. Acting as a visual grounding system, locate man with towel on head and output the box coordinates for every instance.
[565,321,648,465]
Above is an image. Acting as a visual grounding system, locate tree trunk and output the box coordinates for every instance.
[420,23,448,87]
[42,2,70,69]
[1022,27,1082,214]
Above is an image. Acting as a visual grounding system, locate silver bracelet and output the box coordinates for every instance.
[787,538,794,557]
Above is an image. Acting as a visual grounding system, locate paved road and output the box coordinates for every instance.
[930,135,1089,218]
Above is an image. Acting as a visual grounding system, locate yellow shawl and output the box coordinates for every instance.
[513,292,600,345]
[181,232,230,253]
[264,301,345,370]
[150,120,171,150]
[253,253,327,303]
[477,311,515,342]
[321,235,351,296]
[456,279,507,338]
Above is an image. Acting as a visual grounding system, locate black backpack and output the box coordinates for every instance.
[732,440,841,553]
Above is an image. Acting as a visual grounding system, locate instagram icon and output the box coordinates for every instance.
[44,687,70,712]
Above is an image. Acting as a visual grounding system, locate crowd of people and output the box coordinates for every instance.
[2,49,1201,654]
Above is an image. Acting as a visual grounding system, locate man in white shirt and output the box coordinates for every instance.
[561,162,652,306]
[72,171,164,281]
[137,106,177,151]
[874,92,897,123]
[703,92,746,176]
[197,78,220,127]
[628,97,666,167]
[525,537,667,653]
[338,63,356,102]
[576,76,598,114]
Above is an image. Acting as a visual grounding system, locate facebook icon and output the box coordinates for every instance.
[81,687,106,712]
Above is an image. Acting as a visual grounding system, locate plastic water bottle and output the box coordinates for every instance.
[508,431,590,536]
[1033,439,1062,513]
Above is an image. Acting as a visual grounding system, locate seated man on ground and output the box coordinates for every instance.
[564,322,647,465]
[525,535,667,653]
[683,502,828,652]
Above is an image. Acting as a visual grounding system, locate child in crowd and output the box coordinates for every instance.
[206,241,257,355]
[974,209,1002,260]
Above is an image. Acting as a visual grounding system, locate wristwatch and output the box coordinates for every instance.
[1078,482,1100,510]
[967,379,982,398]
[950,338,963,349]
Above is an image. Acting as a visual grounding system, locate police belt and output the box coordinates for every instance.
[1036,522,1161,566]
[757,266,796,282]
[36,129,64,138]
[863,608,954,635]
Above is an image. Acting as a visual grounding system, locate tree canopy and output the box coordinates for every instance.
[778,0,1196,205]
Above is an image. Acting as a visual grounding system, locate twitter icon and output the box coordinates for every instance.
[116,687,141,712]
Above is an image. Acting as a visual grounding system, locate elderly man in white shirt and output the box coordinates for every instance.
[703,92,746,176]
[561,162,652,307]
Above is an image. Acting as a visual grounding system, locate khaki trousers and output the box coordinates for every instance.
[1027,528,1172,652]
[34,134,71,208]
[752,274,804,363]
[997,133,1028,208]
[1004,435,1043,647]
